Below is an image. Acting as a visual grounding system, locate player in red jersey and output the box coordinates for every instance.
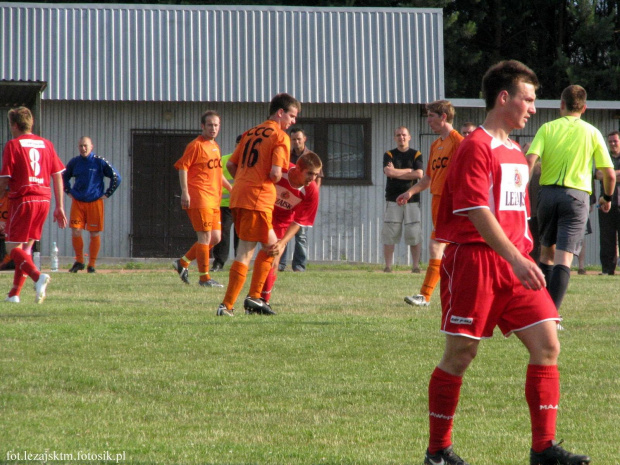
[247,151,322,314]
[0,107,67,304]
[422,62,590,465]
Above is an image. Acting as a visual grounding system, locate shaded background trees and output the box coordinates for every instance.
[30,0,620,99]
[436,0,620,99]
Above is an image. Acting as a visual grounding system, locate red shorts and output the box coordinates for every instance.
[439,243,559,339]
[70,198,104,232]
[185,207,221,232]
[6,196,50,243]
[233,208,272,243]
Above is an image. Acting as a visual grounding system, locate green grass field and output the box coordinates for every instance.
[1,264,618,465]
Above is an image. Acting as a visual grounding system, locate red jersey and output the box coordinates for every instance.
[0,134,65,199]
[435,127,533,254]
[174,136,222,209]
[272,164,320,232]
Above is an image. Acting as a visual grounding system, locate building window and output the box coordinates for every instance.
[292,119,372,185]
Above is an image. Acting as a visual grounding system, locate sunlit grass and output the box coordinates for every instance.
[0,265,617,464]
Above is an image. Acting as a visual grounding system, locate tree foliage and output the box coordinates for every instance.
[433,0,620,99]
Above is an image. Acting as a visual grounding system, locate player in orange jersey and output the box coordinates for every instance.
[172,110,231,288]
[217,93,301,316]
[397,100,463,307]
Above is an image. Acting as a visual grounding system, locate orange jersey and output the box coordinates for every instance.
[174,136,223,209]
[229,120,290,212]
[427,129,464,196]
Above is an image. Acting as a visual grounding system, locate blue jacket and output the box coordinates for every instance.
[63,152,121,202]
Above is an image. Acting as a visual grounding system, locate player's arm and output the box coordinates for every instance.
[468,208,545,290]
[384,163,423,180]
[51,172,68,229]
[226,160,237,178]
[270,165,283,184]
[0,176,8,193]
[178,169,190,208]
[595,167,620,180]
[102,160,122,199]
[267,223,301,258]
[62,160,73,197]
[222,175,232,193]
[525,153,539,177]
[597,166,617,212]
[396,175,431,205]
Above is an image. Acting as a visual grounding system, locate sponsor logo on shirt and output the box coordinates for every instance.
[20,140,46,149]
[275,198,293,210]
[500,163,529,211]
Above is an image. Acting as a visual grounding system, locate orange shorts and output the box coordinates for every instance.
[70,198,104,232]
[430,194,441,241]
[232,208,272,243]
[185,207,221,232]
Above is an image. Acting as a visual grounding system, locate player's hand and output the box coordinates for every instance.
[53,208,68,229]
[266,240,285,258]
[599,197,612,213]
[511,255,546,291]
[396,191,411,206]
[181,191,190,209]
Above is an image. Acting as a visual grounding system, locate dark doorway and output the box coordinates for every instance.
[131,131,198,258]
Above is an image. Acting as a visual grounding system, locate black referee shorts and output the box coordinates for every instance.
[537,185,590,255]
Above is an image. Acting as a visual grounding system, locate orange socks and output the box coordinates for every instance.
[196,243,210,282]
[88,235,101,268]
[223,261,248,310]
[249,250,274,299]
[420,259,442,302]
[72,236,84,263]
[180,243,198,268]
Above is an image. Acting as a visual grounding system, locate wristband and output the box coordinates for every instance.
[602,193,613,202]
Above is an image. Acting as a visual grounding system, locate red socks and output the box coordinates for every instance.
[9,248,40,297]
[526,364,559,452]
[261,267,277,303]
[428,367,463,453]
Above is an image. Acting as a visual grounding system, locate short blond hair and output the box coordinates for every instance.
[425,100,455,124]
[296,151,322,171]
[8,106,33,132]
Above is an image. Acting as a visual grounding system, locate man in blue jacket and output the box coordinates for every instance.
[63,137,121,273]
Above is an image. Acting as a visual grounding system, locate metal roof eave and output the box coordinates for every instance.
[450,98,620,110]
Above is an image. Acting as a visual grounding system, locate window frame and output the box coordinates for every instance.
[294,118,373,186]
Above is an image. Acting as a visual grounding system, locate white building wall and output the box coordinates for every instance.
[2,100,617,267]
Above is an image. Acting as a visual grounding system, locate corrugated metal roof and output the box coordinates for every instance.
[0,3,443,104]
